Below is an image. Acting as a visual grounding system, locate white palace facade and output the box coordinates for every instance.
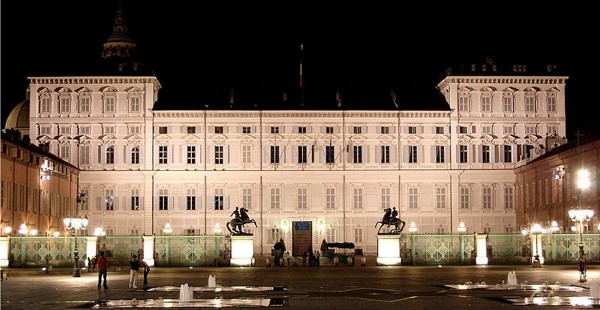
[21,70,567,255]
[14,4,569,256]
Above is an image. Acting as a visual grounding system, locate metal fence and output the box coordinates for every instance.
[6,233,599,268]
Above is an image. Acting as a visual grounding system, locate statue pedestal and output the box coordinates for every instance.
[376,234,401,266]
[230,235,254,267]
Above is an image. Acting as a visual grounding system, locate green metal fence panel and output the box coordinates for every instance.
[486,234,528,265]
[97,236,143,267]
[8,236,86,268]
[403,234,475,265]
[154,235,229,267]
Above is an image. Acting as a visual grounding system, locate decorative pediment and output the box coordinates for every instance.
[502,135,517,145]
[458,135,472,145]
[56,135,72,142]
[155,135,171,145]
[99,86,117,93]
[433,135,449,145]
[183,135,199,144]
[241,134,256,144]
[75,87,92,93]
[321,135,340,144]
[55,87,73,93]
[525,134,542,145]
[99,134,117,141]
[481,134,496,144]
[37,135,52,143]
[406,135,421,145]
[348,135,365,145]
[377,135,393,145]
[295,134,311,145]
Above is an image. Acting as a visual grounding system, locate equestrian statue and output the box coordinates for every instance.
[226,207,257,235]
[374,207,405,234]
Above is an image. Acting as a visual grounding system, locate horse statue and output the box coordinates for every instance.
[226,207,258,235]
[374,207,405,234]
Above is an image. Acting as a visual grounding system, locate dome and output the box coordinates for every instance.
[5,100,30,137]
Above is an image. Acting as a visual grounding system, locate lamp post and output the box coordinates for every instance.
[521,224,546,267]
[569,166,593,282]
[63,216,89,277]
[408,222,417,265]
[0,220,11,237]
[457,222,467,263]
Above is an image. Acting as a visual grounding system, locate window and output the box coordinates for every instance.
[215,126,224,134]
[159,188,169,210]
[80,144,90,165]
[546,93,557,112]
[270,126,279,134]
[326,126,334,134]
[548,125,558,135]
[353,145,362,163]
[381,145,390,164]
[130,97,141,113]
[215,146,224,164]
[106,146,115,164]
[408,187,418,209]
[503,145,512,163]
[242,188,252,210]
[187,126,196,134]
[381,187,390,209]
[504,187,514,209]
[187,146,196,164]
[104,126,115,135]
[158,127,167,134]
[270,228,282,244]
[326,187,335,209]
[482,186,492,209]
[503,126,514,134]
[326,227,336,243]
[242,145,251,163]
[408,145,417,163]
[459,126,468,134]
[79,189,89,211]
[297,188,307,209]
[436,127,444,134]
[270,146,280,164]
[60,126,71,136]
[59,144,70,159]
[270,187,280,209]
[483,227,492,234]
[381,126,390,134]
[326,145,335,164]
[353,126,362,134]
[502,94,513,112]
[104,96,115,113]
[458,95,469,111]
[354,227,363,243]
[131,147,140,164]
[482,126,492,134]
[482,145,490,163]
[408,126,417,134]
[79,96,90,113]
[298,145,307,164]
[129,126,141,135]
[436,227,446,234]
[214,188,224,210]
[105,191,114,211]
[436,187,446,209]
[481,96,491,112]
[525,95,536,112]
[60,95,71,114]
[187,188,196,210]
[435,145,445,163]
[242,126,251,134]
[353,187,363,209]
[298,126,306,134]
[159,146,168,164]
[40,96,51,113]
[525,126,536,134]
[460,187,470,209]
[131,189,140,210]
[40,126,52,135]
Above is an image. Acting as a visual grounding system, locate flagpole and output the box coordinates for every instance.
[300,43,304,107]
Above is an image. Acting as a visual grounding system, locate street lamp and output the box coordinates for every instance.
[162,223,173,235]
[568,208,593,282]
[1,220,12,236]
[63,216,89,277]
[213,223,222,235]
[457,222,467,263]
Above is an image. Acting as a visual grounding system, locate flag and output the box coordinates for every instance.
[300,44,303,88]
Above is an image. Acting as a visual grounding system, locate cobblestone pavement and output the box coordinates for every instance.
[0,263,597,309]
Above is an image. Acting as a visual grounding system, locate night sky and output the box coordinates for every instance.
[1,0,597,141]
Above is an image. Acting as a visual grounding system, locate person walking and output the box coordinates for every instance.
[96,251,109,289]
[139,258,150,289]
[129,255,140,289]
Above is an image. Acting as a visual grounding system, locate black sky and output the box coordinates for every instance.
[1,0,598,141]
